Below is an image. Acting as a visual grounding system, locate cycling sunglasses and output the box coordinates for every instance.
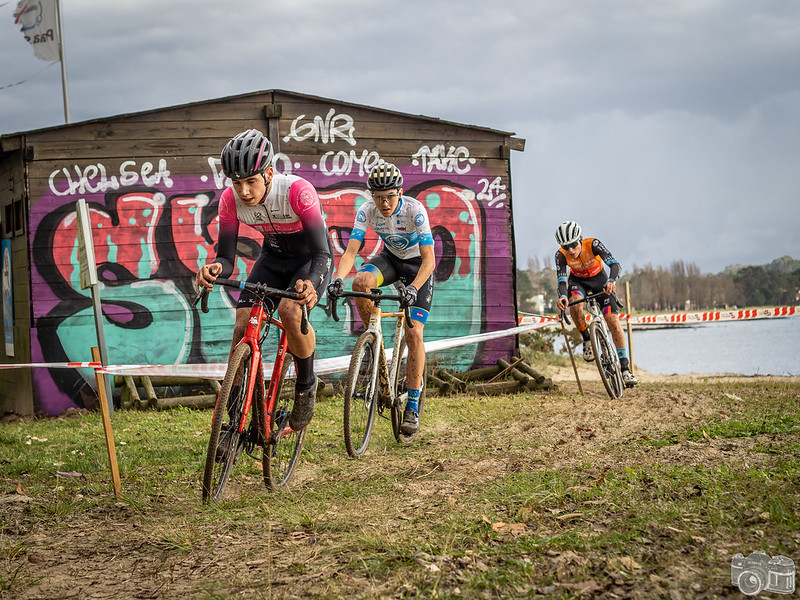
[561,241,580,250]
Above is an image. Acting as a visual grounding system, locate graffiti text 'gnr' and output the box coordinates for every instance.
[282,109,357,146]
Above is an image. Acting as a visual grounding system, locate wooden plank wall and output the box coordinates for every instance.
[0,148,33,415]
[20,90,520,415]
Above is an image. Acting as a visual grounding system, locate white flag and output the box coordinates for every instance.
[14,0,61,62]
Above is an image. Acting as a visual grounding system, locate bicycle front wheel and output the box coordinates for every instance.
[590,322,624,399]
[202,343,253,503]
[263,355,306,490]
[343,332,379,457]
[389,334,426,443]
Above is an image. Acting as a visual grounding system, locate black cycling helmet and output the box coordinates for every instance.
[220,129,274,179]
[367,162,404,192]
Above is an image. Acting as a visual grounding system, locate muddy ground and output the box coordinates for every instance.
[2,363,798,599]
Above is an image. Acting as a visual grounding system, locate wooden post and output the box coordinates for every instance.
[560,319,583,395]
[625,281,635,374]
[92,346,122,499]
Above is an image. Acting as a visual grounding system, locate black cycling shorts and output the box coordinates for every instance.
[359,249,433,323]
[567,271,617,314]
[238,251,333,313]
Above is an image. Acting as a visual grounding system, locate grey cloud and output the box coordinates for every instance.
[2,0,799,272]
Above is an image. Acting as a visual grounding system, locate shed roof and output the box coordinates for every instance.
[1,89,524,149]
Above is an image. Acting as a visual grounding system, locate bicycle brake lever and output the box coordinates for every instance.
[560,309,572,326]
[192,287,210,313]
[404,306,414,329]
[301,304,309,335]
[329,294,340,322]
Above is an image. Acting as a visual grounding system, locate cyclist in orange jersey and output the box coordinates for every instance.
[554,221,638,387]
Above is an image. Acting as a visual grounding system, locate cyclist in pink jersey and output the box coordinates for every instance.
[196,129,333,430]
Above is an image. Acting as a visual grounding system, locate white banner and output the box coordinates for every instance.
[14,0,61,62]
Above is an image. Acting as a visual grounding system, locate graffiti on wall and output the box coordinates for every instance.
[28,107,516,414]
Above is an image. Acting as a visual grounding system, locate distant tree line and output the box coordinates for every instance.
[517,255,800,313]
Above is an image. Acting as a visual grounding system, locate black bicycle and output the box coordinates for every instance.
[562,291,625,399]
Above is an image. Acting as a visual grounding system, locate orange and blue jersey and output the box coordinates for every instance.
[555,237,620,298]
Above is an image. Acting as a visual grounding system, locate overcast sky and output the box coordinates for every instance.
[2,0,799,274]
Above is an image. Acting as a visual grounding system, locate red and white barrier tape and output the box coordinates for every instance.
[622,305,796,325]
[518,305,797,326]
[0,321,550,380]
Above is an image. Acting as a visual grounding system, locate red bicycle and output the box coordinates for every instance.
[193,278,309,502]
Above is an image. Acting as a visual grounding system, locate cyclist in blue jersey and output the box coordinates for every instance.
[328,163,435,434]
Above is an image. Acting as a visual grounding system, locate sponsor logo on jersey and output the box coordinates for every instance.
[385,234,410,250]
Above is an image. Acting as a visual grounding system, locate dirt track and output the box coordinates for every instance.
[2,365,798,599]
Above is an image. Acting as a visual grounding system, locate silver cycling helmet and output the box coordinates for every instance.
[220,129,274,179]
[555,221,582,246]
[367,162,403,191]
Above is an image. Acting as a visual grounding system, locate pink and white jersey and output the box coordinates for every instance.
[214,172,331,282]
[219,173,320,234]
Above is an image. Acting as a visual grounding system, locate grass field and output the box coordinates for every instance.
[1,375,798,599]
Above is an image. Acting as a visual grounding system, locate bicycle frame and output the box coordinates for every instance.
[194,278,309,500]
[233,298,290,444]
[330,287,421,455]
[363,300,407,401]
[565,291,625,399]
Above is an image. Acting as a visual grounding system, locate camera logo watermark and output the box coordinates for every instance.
[731,551,795,596]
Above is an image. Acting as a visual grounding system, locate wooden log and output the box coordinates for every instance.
[466,380,523,395]
[120,375,139,410]
[452,365,502,382]
[140,376,159,408]
[427,373,446,387]
[435,369,467,393]
[491,357,526,383]
[497,358,534,387]
[515,361,547,384]
[425,373,450,395]
[525,378,555,391]
[156,394,217,410]
[112,375,221,388]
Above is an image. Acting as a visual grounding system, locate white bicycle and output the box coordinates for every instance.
[329,287,424,456]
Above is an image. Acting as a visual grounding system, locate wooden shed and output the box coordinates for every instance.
[0,89,525,416]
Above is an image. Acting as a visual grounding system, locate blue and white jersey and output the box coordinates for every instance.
[350,196,433,260]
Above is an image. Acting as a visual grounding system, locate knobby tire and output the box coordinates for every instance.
[202,344,254,503]
[590,322,624,399]
[263,355,306,489]
[343,332,379,457]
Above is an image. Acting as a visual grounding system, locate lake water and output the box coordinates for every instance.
[626,316,800,376]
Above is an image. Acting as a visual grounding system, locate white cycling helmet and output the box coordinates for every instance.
[555,221,582,246]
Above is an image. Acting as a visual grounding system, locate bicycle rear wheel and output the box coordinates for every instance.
[343,332,379,457]
[263,355,306,489]
[202,344,254,503]
[590,322,624,399]
[389,334,426,443]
